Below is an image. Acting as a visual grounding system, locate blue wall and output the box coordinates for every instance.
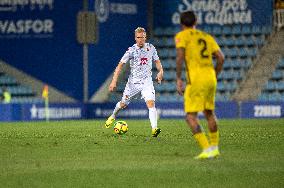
[0,1,83,99]
[0,0,147,101]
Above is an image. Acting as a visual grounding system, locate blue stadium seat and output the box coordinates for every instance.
[265,81,276,91]
[230,48,239,58]
[163,70,175,81]
[234,36,245,46]
[0,75,17,85]
[276,81,284,91]
[212,26,222,36]
[233,70,244,80]
[258,93,269,101]
[231,25,242,35]
[226,81,237,92]
[247,48,257,57]
[271,70,283,80]
[158,94,171,102]
[165,37,175,46]
[223,60,232,70]
[162,59,171,69]
[203,26,211,33]
[154,27,164,36]
[224,37,235,47]
[268,92,282,101]
[254,35,265,46]
[222,26,232,35]
[242,59,252,69]
[276,59,284,69]
[251,25,262,35]
[262,26,272,35]
[241,25,251,35]
[244,36,255,46]
[168,48,176,57]
[231,60,241,69]
[239,48,248,57]
[158,48,168,58]
[217,82,226,92]
[156,83,166,92]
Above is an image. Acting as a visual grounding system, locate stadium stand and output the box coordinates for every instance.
[258,58,284,101]
[233,28,284,101]
[0,72,43,103]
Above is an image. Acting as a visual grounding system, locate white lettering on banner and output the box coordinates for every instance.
[160,109,185,116]
[110,3,137,14]
[172,0,252,25]
[30,105,82,119]
[0,0,54,12]
[0,19,53,34]
[95,0,137,23]
[254,105,281,117]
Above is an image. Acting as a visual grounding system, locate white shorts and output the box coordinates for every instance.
[121,78,155,105]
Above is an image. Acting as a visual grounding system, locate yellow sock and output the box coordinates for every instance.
[209,131,219,147]
[193,132,210,150]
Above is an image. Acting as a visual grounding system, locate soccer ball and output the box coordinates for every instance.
[114,121,128,135]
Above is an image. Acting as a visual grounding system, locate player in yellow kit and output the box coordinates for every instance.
[175,11,225,159]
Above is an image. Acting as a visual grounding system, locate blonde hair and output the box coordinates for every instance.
[135,27,146,34]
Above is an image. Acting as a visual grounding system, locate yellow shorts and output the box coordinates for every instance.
[184,80,216,113]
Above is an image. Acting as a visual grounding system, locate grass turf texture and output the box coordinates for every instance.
[0,119,283,188]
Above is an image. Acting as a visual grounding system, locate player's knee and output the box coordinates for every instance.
[204,110,215,120]
[146,100,155,108]
[120,102,127,109]
[186,113,198,124]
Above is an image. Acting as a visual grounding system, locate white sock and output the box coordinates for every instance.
[111,102,122,119]
[149,107,157,129]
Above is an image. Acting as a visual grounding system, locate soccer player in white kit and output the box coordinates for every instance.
[105,27,164,137]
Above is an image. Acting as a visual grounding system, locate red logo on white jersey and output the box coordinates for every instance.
[140,58,148,65]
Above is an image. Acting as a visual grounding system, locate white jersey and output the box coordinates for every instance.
[120,43,159,83]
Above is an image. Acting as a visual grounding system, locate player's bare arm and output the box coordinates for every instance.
[155,60,163,84]
[109,62,124,92]
[176,47,185,95]
[213,50,225,78]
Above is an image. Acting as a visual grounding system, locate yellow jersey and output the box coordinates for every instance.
[175,28,220,84]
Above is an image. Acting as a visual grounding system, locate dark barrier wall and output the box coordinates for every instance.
[154,0,273,27]
[0,0,147,101]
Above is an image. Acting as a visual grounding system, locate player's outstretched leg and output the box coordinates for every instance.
[105,116,115,128]
[148,104,161,137]
[105,101,125,128]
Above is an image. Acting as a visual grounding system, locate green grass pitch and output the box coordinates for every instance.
[0,119,283,188]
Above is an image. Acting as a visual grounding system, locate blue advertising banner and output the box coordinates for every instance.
[0,1,83,100]
[154,0,273,27]
[240,102,284,118]
[0,104,21,121]
[1,101,284,122]
[87,101,238,119]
